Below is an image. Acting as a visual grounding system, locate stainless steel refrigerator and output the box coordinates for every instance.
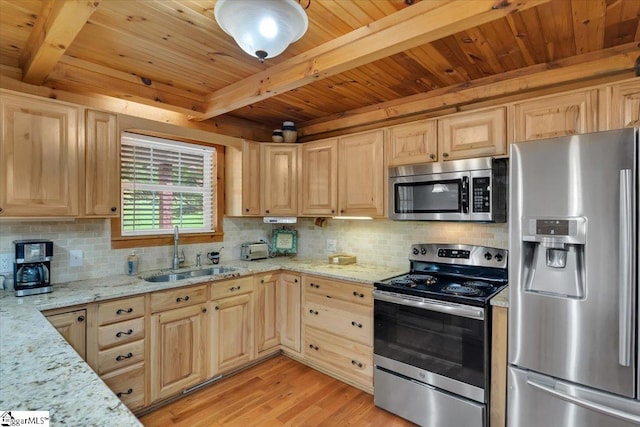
[508,128,640,426]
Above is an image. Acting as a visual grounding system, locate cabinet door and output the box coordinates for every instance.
[513,90,598,142]
[280,273,301,353]
[84,110,119,217]
[299,138,338,216]
[438,108,506,160]
[491,306,508,427]
[261,144,298,216]
[0,93,79,216]
[150,303,207,402]
[211,293,253,374]
[242,140,261,216]
[387,120,437,166]
[607,79,640,130]
[256,273,280,356]
[338,130,384,217]
[47,309,87,359]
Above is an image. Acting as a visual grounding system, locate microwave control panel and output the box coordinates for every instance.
[472,177,491,213]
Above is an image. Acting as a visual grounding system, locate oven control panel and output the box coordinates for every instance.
[437,248,470,259]
[410,243,508,269]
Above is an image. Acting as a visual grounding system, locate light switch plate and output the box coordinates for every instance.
[0,253,12,273]
[70,249,83,267]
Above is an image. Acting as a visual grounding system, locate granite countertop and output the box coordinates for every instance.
[0,257,405,425]
[490,287,509,308]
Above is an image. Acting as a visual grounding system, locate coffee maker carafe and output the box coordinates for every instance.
[13,239,53,296]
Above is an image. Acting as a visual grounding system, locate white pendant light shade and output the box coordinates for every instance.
[214,0,309,62]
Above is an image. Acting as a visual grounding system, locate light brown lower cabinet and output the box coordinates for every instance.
[279,273,301,353]
[491,305,508,427]
[255,272,280,357]
[45,308,87,359]
[101,362,145,411]
[150,302,208,403]
[210,293,254,374]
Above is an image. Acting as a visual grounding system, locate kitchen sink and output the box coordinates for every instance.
[142,266,237,282]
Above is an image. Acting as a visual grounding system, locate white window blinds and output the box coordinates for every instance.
[121,132,215,236]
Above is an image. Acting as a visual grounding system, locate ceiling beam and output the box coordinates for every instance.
[20,0,100,85]
[297,42,640,139]
[194,0,552,121]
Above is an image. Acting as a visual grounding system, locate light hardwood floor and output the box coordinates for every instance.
[139,355,416,427]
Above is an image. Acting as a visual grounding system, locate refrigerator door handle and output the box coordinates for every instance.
[527,376,640,424]
[618,169,634,367]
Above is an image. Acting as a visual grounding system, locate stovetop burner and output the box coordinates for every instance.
[442,284,481,296]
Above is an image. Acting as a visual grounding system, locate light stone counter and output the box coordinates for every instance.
[0,257,405,425]
[490,286,509,308]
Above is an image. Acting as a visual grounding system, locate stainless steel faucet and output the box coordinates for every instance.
[172,226,185,269]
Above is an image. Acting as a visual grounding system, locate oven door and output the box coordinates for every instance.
[389,171,469,221]
[373,290,488,402]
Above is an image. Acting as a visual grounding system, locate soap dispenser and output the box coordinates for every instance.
[126,250,139,276]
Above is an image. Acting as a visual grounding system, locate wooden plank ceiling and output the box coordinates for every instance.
[0,0,638,141]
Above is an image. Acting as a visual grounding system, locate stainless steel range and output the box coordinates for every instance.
[373,243,507,427]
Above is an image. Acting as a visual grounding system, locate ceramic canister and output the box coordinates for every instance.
[282,121,297,143]
[272,129,284,142]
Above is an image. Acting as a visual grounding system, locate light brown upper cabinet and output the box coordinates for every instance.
[386,119,437,166]
[338,130,385,217]
[605,79,640,130]
[0,92,80,217]
[225,140,261,217]
[512,89,598,142]
[299,138,338,216]
[83,110,119,217]
[261,144,298,216]
[438,107,507,160]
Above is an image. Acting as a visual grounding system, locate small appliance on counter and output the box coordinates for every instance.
[13,239,53,296]
[240,242,269,260]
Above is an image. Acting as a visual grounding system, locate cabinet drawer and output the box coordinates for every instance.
[98,317,145,350]
[210,276,254,300]
[150,285,207,313]
[303,275,372,306]
[305,327,372,388]
[304,293,371,346]
[98,296,145,325]
[98,339,145,374]
[101,362,145,411]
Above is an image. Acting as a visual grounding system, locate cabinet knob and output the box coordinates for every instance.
[245,208,249,212]
[429,153,436,160]
[215,306,219,310]
[110,207,117,212]
[331,210,335,214]
[352,291,364,298]
[0,207,4,213]
[351,360,364,368]
[116,388,133,398]
[261,279,264,283]
[116,308,133,315]
[294,279,298,283]
[340,209,345,214]
[351,321,363,328]
[116,352,133,361]
[176,295,190,303]
[116,329,134,338]
[265,209,270,214]
[202,307,207,313]
[443,152,449,158]
[77,315,85,322]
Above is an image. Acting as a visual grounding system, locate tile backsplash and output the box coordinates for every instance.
[0,217,507,287]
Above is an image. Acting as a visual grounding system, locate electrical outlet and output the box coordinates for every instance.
[0,253,12,273]
[326,239,337,252]
[70,249,83,267]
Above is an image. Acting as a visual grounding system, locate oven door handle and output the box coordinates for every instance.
[373,290,484,320]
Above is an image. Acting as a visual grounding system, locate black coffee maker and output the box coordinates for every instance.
[13,239,53,296]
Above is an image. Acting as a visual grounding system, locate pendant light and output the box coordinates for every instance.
[214,0,309,63]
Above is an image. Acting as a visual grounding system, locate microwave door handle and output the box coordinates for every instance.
[461,176,469,214]
[618,169,635,367]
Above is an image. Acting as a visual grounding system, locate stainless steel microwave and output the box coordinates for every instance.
[389,157,507,222]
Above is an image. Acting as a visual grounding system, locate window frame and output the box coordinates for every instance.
[111,133,225,249]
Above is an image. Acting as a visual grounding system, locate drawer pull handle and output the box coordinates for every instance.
[117,388,133,398]
[116,308,134,315]
[176,295,190,303]
[116,352,133,361]
[351,360,364,368]
[309,309,318,315]
[116,329,134,338]
[309,344,319,351]
[229,286,241,291]
[310,283,320,289]
[352,291,365,298]
[351,321,363,328]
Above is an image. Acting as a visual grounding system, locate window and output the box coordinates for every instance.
[112,132,223,248]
